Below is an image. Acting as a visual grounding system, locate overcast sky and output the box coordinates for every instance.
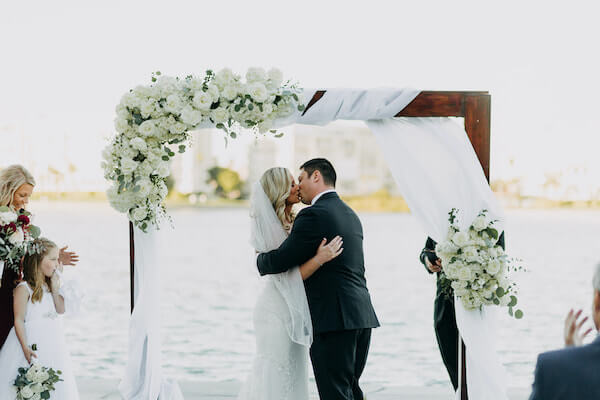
[1,0,598,184]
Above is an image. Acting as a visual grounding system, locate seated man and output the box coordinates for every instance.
[529,263,600,400]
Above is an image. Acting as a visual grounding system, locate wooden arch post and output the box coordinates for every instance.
[128,90,491,399]
[306,90,491,400]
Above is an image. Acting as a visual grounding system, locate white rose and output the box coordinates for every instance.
[246,67,267,83]
[157,163,170,178]
[457,266,473,282]
[180,106,203,127]
[454,288,469,298]
[193,91,214,111]
[246,82,268,103]
[131,207,148,222]
[8,228,24,245]
[165,94,183,114]
[452,231,470,247]
[189,77,204,91]
[114,116,130,133]
[20,385,34,398]
[482,289,493,299]
[34,370,48,383]
[136,179,153,197]
[140,99,157,118]
[130,137,147,152]
[167,122,186,134]
[267,68,283,87]
[120,158,138,175]
[211,107,229,123]
[214,68,235,88]
[155,76,179,96]
[138,120,156,137]
[25,366,37,382]
[472,215,488,231]
[0,210,17,225]
[207,84,220,100]
[120,92,138,109]
[220,84,237,101]
[486,259,502,275]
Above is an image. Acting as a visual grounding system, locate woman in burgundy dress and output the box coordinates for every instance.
[0,165,79,348]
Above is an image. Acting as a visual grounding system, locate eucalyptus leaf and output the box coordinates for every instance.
[515,309,524,319]
[508,296,518,307]
[496,287,505,297]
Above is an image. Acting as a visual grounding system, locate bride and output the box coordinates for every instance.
[238,167,343,400]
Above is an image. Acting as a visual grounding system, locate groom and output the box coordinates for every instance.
[257,158,380,400]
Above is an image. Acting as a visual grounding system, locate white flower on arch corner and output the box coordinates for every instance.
[102,67,305,232]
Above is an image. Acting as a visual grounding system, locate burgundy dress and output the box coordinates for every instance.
[0,265,20,349]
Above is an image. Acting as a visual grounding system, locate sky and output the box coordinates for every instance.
[1,0,598,188]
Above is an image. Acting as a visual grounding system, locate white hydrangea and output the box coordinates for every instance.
[130,137,147,152]
[120,158,138,175]
[472,215,488,231]
[452,231,470,247]
[0,210,17,225]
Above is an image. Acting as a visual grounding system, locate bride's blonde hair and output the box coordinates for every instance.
[260,167,295,231]
[0,165,35,208]
[22,238,57,303]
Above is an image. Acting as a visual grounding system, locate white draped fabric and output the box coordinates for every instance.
[119,226,183,400]
[125,87,508,400]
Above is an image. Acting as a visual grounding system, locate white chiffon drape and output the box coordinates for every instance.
[125,87,508,400]
[119,226,183,400]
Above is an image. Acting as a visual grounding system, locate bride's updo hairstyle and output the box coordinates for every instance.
[0,165,36,208]
[22,238,57,303]
[260,167,295,231]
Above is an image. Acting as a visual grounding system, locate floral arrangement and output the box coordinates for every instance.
[14,349,62,400]
[102,67,304,232]
[0,207,41,273]
[435,209,524,318]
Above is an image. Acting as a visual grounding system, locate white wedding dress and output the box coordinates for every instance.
[0,281,79,399]
[237,183,313,400]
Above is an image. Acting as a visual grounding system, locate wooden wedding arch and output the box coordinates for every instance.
[128,90,492,400]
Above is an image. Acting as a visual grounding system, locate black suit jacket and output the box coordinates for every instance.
[529,335,600,400]
[257,192,380,334]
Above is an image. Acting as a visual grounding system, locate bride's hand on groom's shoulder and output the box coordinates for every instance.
[316,236,344,265]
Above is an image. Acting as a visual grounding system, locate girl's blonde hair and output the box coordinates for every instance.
[260,167,294,231]
[0,165,35,208]
[22,238,57,303]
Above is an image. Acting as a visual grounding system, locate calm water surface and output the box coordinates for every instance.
[32,202,600,389]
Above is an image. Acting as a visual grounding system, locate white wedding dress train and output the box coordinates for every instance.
[0,281,79,399]
[237,278,310,400]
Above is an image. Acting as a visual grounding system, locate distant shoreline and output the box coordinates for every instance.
[31,192,600,212]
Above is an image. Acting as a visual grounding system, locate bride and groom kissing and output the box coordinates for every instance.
[240,158,379,400]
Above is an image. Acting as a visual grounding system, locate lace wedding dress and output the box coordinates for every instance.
[237,183,313,400]
[0,281,79,399]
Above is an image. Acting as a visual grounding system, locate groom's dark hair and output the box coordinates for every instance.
[300,158,336,187]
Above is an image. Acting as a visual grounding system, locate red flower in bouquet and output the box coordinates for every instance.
[17,214,30,225]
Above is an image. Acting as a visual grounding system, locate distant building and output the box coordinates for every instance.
[292,121,399,196]
[170,130,216,194]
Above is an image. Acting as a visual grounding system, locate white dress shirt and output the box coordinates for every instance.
[311,189,336,205]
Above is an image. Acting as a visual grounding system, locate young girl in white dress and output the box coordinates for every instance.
[0,237,79,399]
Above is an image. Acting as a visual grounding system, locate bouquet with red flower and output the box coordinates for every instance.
[0,206,41,273]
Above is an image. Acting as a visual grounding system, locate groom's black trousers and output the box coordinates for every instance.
[310,328,371,400]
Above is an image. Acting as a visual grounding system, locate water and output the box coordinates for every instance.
[31,202,600,389]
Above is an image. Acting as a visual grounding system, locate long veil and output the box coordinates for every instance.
[249,182,313,347]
